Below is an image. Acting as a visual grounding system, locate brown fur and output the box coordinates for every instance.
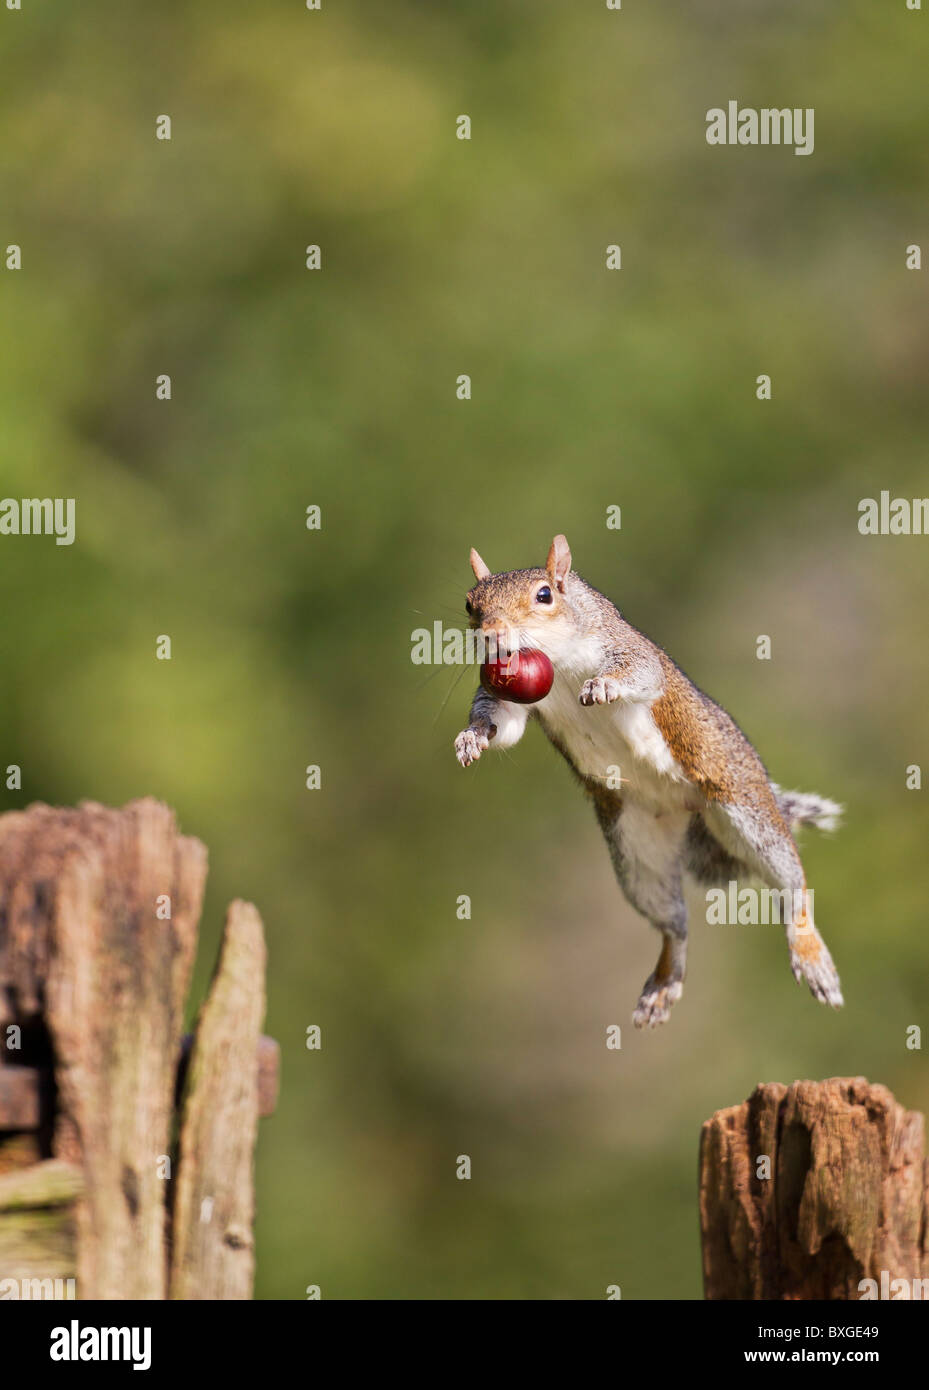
[654,936,676,984]
[791,910,823,964]
[652,654,780,814]
[467,568,562,638]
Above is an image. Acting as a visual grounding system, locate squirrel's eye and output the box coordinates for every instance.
[465,600,473,615]
[536,585,553,604]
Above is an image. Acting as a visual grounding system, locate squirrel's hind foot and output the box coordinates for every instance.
[634,932,686,1029]
[789,924,844,1009]
[633,977,683,1030]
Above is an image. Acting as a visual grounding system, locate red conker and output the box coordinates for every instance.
[480,648,554,704]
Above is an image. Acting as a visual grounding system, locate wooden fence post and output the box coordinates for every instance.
[699,1077,929,1299]
[0,799,278,1300]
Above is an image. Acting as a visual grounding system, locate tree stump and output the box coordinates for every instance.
[0,799,278,1300]
[699,1077,929,1299]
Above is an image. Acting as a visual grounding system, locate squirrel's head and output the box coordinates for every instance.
[465,535,575,659]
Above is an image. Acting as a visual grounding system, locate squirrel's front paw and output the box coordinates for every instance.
[579,676,622,706]
[455,728,490,767]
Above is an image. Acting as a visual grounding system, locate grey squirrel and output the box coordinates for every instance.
[454,534,843,1029]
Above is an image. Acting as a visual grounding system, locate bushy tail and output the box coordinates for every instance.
[772,785,843,833]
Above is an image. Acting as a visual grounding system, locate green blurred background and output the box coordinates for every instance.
[2,0,928,1298]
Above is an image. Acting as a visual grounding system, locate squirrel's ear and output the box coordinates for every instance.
[546,534,571,592]
[469,547,491,581]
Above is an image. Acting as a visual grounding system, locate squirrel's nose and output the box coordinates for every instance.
[481,620,516,656]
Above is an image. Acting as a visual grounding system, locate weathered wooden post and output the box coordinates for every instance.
[699,1077,929,1299]
[0,799,278,1300]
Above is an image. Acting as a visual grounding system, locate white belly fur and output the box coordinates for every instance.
[535,667,695,813]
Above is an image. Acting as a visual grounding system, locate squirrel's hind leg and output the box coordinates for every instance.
[632,932,688,1030]
[705,800,843,1010]
[595,802,691,1029]
[785,901,843,1008]
[684,812,751,885]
